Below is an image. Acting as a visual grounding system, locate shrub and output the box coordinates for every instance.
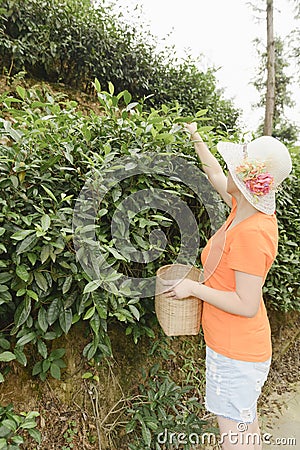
[0,81,227,382]
[0,405,41,448]
[0,0,239,131]
[263,147,300,311]
[126,363,207,450]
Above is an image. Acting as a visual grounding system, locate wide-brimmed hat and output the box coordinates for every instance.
[217,136,292,215]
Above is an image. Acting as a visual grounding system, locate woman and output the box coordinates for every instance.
[164,122,292,450]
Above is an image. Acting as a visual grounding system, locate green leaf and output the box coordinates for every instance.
[50,363,61,380]
[87,341,97,360]
[108,81,114,95]
[94,78,101,92]
[43,331,57,340]
[90,312,100,335]
[38,307,48,332]
[16,332,36,347]
[28,428,42,444]
[59,309,72,334]
[41,185,58,202]
[41,214,51,231]
[42,360,51,373]
[0,285,9,293]
[10,174,19,188]
[26,290,38,301]
[62,276,72,294]
[16,264,30,282]
[40,245,51,263]
[13,347,27,366]
[141,422,152,446]
[123,90,132,105]
[83,280,101,294]
[107,247,127,261]
[196,109,208,117]
[34,272,48,291]
[0,289,12,303]
[4,120,23,142]
[0,338,10,350]
[82,372,93,379]
[32,361,42,376]
[27,252,37,265]
[20,420,37,429]
[0,351,16,362]
[39,371,47,381]
[0,437,8,447]
[16,85,26,100]
[83,306,95,320]
[1,419,17,432]
[25,411,40,420]
[54,358,66,368]
[11,435,24,444]
[11,230,35,241]
[129,305,140,321]
[50,348,65,360]
[47,298,60,325]
[16,234,38,254]
[0,272,13,283]
[37,340,48,359]
[14,297,32,328]
[16,288,26,297]
[126,102,138,111]
[95,304,107,319]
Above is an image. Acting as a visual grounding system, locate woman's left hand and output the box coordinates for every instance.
[162,278,197,300]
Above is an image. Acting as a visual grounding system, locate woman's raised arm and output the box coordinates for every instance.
[185,122,232,207]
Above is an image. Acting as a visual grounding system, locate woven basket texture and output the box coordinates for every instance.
[155,264,202,336]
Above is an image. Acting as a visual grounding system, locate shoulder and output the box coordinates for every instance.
[230,213,278,250]
[251,212,278,235]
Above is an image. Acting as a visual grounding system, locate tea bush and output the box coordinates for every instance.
[263,147,300,312]
[0,404,41,448]
[126,363,207,450]
[0,0,239,131]
[0,81,225,382]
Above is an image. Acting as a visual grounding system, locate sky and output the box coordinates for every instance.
[109,0,300,134]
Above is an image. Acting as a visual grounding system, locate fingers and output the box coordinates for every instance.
[183,121,197,129]
[165,290,177,299]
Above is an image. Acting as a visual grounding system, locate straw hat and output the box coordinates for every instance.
[217,136,293,215]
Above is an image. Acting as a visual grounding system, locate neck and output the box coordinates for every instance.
[232,191,259,219]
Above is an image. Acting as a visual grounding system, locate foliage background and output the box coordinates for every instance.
[0,0,239,130]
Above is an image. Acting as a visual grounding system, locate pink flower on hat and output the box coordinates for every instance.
[245,173,274,196]
[235,160,274,197]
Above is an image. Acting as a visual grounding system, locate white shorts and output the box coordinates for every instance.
[205,346,271,423]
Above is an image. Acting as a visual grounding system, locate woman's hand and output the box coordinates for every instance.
[162,278,198,300]
[184,122,198,136]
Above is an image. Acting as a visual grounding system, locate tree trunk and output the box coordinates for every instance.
[264,0,275,136]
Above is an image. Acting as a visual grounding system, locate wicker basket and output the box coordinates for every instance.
[155,264,202,336]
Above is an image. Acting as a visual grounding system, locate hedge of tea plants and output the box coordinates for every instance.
[0,0,239,130]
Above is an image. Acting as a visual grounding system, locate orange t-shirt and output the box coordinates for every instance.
[201,197,278,362]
